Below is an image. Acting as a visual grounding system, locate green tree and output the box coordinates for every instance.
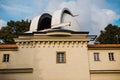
[96,24,120,44]
[0,26,14,44]
[0,19,30,44]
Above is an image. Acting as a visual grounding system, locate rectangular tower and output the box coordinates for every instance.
[14,30,91,80]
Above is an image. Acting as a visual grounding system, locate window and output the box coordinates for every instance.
[3,54,10,62]
[94,53,100,61]
[56,52,66,63]
[108,52,115,61]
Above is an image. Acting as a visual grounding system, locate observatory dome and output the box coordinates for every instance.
[51,8,80,31]
[27,8,80,33]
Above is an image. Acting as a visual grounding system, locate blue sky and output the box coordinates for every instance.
[0,0,120,34]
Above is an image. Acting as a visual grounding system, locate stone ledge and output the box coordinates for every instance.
[0,68,33,74]
[90,70,120,74]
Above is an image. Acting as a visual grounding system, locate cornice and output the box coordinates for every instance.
[0,68,33,74]
[90,70,120,74]
[16,41,88,48]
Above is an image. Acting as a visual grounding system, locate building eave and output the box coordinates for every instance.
[0,44,18,50]
[88,44,120,49]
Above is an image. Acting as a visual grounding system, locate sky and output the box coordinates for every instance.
[0,0,120,35]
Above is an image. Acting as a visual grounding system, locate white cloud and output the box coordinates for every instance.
[1,0,120,35]
[0,19,7,29]
[44,0,120,35]
[91,6,120,34]
[45,0,65,14]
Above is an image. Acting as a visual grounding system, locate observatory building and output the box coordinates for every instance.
[0,8,120,80]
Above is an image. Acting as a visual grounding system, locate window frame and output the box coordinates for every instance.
[3,54,10,62]
[108,52,115,61]
[56,51,66,63]
[93,52,100,61]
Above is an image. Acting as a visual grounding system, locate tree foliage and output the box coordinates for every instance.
[96,24,120,44]
[0,19,30,44]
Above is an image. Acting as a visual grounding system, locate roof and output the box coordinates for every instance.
[51,8,80,31]
[0,44,120,49]
[51,8,73,27]
[28,15,41,33]
[27,8,80,33]
[0,44,18,49]
[88,44,120,48]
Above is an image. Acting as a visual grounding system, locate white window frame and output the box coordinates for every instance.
[94,52,100,61]
[3,54,10,62]
[108,52,115,61]
[56,51,66,63]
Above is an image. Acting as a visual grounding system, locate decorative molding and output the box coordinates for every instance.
[17,41,88,48]
[0,68,33,74]
[90,70,120,74]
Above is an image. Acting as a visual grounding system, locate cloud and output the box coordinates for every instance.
[44,0,120,35]
[0,0,53,21]
[0,19,7,29]
[0,0,120,35]
[44,0,65,14]
[91,6,120,34]
[1,4,34,15]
